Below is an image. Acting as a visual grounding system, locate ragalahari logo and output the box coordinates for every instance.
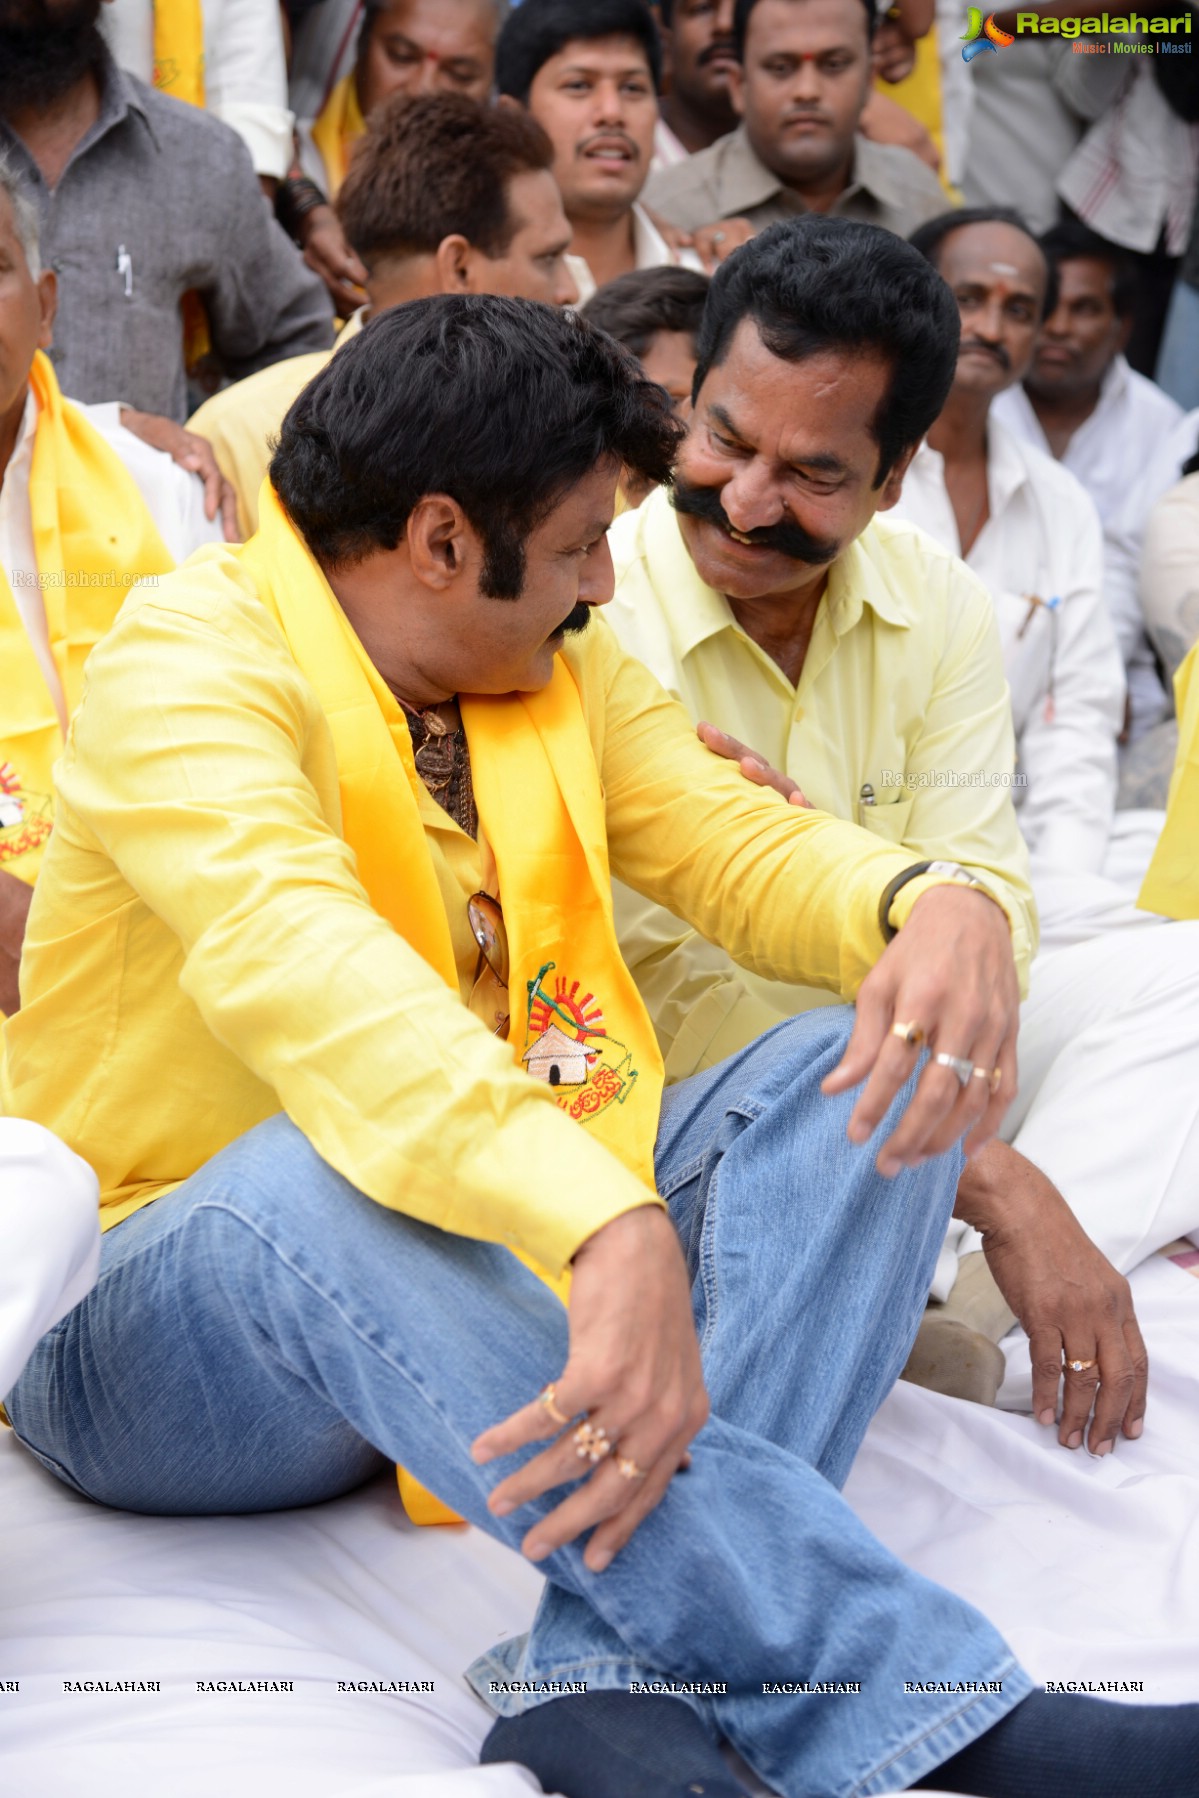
[961,8,1016,58]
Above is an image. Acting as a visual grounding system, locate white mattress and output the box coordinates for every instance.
[2,1249,1197,1798]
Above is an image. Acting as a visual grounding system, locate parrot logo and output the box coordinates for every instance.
[961,9,1016,59]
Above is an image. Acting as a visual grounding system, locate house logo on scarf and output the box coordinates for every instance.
[521,964,638,1123]
[0,763,51,867]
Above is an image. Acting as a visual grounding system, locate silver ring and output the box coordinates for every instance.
[711,229,727,245]
[934,1051,973,1088]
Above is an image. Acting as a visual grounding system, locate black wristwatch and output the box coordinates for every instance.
[878,860,998,943]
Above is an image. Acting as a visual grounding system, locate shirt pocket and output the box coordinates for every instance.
[858,790,915,844]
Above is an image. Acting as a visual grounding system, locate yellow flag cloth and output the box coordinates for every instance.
[239,486,664,1522]
[0,353,174,891]
[1138,644,1199,920]
[311,71,366,198]
[152,0,206,108]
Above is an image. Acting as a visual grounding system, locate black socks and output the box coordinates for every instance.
[915,1689,1199,1798]
[480,1691,751,1798]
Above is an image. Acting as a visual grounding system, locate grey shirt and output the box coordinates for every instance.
[0,55,333,421]
[642,122,948,240]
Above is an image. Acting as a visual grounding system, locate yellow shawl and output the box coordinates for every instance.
[152,0,206,109]
[1139,644,1199,920]
[239,487,664,1521]
[311,71,366,198]
[0,353,174,890]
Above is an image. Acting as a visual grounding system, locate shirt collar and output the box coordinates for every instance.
[640,485,915,667]
[715,124,789,215]
[714,125,905,215]
[983,413,1036,518]
[1095,352,1130,415]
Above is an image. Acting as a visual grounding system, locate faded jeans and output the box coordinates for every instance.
[6,1009,1029,1797]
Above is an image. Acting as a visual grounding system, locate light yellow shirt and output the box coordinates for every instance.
[187,311,365,539]
[2,544,952,1270]
[606,488,1037,1081]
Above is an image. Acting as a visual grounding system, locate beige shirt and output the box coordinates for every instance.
[642,122,948,238]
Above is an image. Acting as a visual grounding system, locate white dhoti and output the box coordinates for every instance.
[0,1119,99,1399]
[936,809,1199,1305]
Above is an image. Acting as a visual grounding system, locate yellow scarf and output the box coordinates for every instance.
[311,71,366,198]
[1139,643,1199,920]
[239,486,664,1522]
[152,0,206,108]
[0,353,174,890]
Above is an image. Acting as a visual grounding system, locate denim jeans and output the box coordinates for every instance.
[6,1010,1029,1797]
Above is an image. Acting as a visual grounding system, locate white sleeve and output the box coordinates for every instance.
[0,1120,99,1396]
[1018,495,1126,877]
[204,0,294,180]
[80,404,225,564]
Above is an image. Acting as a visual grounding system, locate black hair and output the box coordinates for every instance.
[733,0,877,57]
[270,295,682,589]
[909,206,1058,319]
[1039,217,1137,319]
[336,93,554,264]
[692,215,961,485]
[581,265,710,360]
[496,0,662,101]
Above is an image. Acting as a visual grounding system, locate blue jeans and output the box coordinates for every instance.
[6,1010,1029,1797]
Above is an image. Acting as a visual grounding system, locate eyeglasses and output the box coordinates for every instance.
[468,891,509,1039]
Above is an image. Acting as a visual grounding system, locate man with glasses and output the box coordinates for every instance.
[5,294,1195,1798]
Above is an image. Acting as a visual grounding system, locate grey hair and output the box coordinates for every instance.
[0,152,41,279]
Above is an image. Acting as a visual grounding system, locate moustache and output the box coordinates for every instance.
[555,601,593,638]
[698,39,739,66]
[671,476,841,566]
[960,339,1010,371]
[576,131,640,161]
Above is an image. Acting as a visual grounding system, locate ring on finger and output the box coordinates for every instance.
[1063,1355,1097,1373]
[574,1419,613,1463]
[891,1019,926,1048]
[616,1454,647,1481]
[538,1383,570,1426]
[971,1064,1002,1095]
[933,1050,973,1088]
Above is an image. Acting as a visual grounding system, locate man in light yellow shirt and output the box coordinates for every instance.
[5,289,1176,1797]
[608,214,1188,1415]
[189,93,579,537]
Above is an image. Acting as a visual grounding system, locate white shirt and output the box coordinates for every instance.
[994,356,1183,740]
[101,0,294,178]
[0,1119,99,1396]
[0,390,222,728]
[567,203,705,308]
[652,115,692,176]
[893,419,1126,878]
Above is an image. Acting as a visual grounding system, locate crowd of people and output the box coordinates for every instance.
[1,2,1198,1796]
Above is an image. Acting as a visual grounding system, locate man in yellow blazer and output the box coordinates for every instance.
[5,289,1192,1796]
[0,166,179,1014]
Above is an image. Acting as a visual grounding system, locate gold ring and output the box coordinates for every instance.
[538,1383,570,1426]
[574,1419,612,1464]
[1064,1356,1097,1373]
[891,1020,926,1048]
[971,1065,1002,1094]
[616,1454,647,1481]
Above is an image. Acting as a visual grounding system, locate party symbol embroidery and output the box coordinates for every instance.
[521,965,638,1123]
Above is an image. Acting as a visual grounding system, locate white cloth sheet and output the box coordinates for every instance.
[3,1252,1198,1798]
